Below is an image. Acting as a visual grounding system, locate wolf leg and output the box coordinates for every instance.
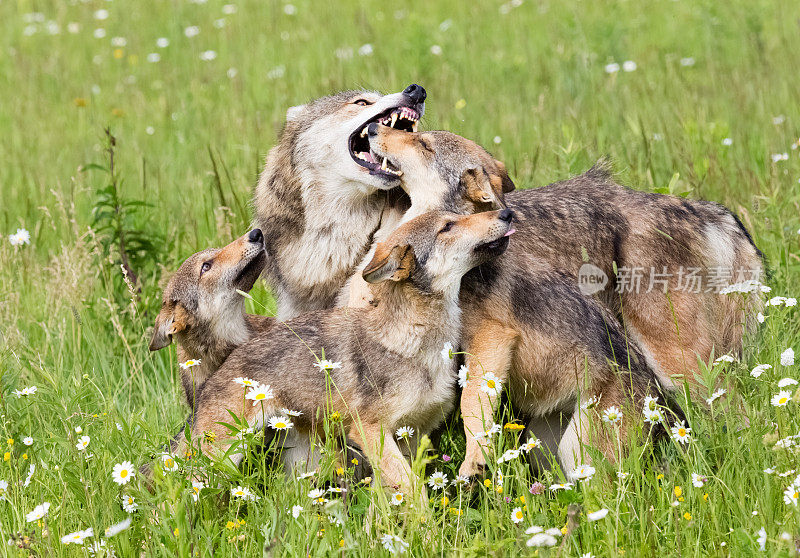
[458,319,517,479]
[350,423,417,495]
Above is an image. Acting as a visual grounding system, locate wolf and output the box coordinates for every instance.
[149,229,273,409]
[171,209,514,494]
[357,123,760,477]
[252,84,426,320]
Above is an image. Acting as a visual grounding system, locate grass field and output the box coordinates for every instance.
[2,0,800,555]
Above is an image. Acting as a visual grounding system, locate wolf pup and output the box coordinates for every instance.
[149,229,273,409]
[252,85,426,320]
[173,210,514,493]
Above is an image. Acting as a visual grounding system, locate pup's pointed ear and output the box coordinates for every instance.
[461,168,495,206]
[362,243,416,284]
[494,160,516,193]
[285,104,307,122]
[149,305,185,351]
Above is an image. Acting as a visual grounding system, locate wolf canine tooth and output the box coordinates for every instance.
[381,157,388,170]
[360,127,368,138]
[411,122,418,132]
[390,113,398,128]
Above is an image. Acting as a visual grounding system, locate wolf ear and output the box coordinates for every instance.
[494,160,516,193]
[149,305,186,351]
[461,168,495,206]
[362,243,416,284]
[285,104,307,122]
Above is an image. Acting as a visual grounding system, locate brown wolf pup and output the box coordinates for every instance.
[360,124,757,477]
[252,85,426,320]
[173,210,514,494]
[149,229,273,409]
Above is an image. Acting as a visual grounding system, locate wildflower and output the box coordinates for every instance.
[8,229,31,246]
[428,471,447,489]
[26,502,50,522]
[549,482,574,491]
[121,494,138,513]
[184,26,200,37]
[112,461,135,485]
[714,355,735,364]
[474,423,502,441]
[268,416,293,430]
[602,405,622,424]
[296,471,316,480]
[233,377,258,387]
[391,492,404,506]
[569,465,596,482]
[480,372,503,396]
[245,384,274,404]
[94,9,109,20]
[111,36,127,47]
[291,504,303,518]
[497,449,520,463]
[781,348,795,366]
[327,486,345,494]
[156,37,169,48]
[520,437,542,452]
[772,153,789,163]
[784,485,799,506]
[684,512,692,520]
[430,45,443,56]
[671,421,692,444]
[778,378,798,388]
[617,471,629,480]
[199,50,217,61]
[313,360,342,371]
[786,298,797,307]
[223,4,237,14]
[622,60,637,72]
[771,390,792,407]
[457,365,468,387]
[527,533,558,547]
[105,517,132,537]
[0,480,7,500]
[706,389,726,405]
[504,422,525,431]
[587,508,609,521]
[441,342,453,361]
[180,359,201,369]
[308,488,328,505]
[160,454,178,472]
[442,454,452,462]
[283,4,297,15]
[22,437,33,446]
[380,533,408,554]
[358,44,373,56]
[529,482,544,495]
[605,62,620,73]
[395,426,414,439]
[452,475,469,487]
[190,481,205,501]
[511,507,524,523]
[281,408,302,417]
[722,137,733,146]
[751,364,772,378]
[757,527,767,551]
[61,527,93,545]
[231,486,253,499]
[581,394,601,410]
[13,386,37,397]
[93,28,106,39]
[692,473,708,488]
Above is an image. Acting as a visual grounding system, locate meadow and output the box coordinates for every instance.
[2,0,800,555]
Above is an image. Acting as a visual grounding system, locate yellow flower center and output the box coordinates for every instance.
[255,393,265,400]
[275,422,286,429]
[515,511,523,519]
[678,428,686,436]
[120,470,128,478]
[780,398,788,404]
[487,380,496,389]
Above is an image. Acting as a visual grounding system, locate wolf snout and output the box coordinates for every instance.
[498,209,515,223]
[248,229,264,244]
[403,83,426,105]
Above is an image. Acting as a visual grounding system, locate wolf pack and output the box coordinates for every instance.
[148,84,764,497]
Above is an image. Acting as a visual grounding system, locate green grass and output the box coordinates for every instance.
[2,0,800,555]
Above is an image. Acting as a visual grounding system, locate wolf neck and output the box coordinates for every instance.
[399,183,451,224]
[368,282,461,360]
[178,307,250,379]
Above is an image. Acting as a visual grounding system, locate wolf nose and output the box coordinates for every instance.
[367,122,380,137]
[498,209,514,223]
[403,83,426,104]
[248,229,263,244]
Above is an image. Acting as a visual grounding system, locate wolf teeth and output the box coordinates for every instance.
[390,113,398,128]
[381,157,388,170]
[360,127,368,138]
[411,122,418,132]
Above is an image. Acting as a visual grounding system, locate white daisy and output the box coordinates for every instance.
[395,426,414,439]
[569,465,596,482]
[751,364,772,378]
[520,437,542,452]
[156,37,169,48]
[13,386,37,398]
[233,376,258,387]
[0,480,8,500]
[199,50,217,61]
[280,408,302,417]
[245,384,274,405]
[291,504,303,518]
[480,372,503,396]
[497,449,520,463]
[602,405,622,424]
[231,485,253,499]
[670,421,692,444]
[380,533,409,554]
[581,394,601,410]
[428,471,448,490]
[104,517,131,537]
[457,365,469,388]
[9,228,31,246]
[604,62,620,74]
[308,488,328,505]
[312,359,342,372]
[781,348,795,366]
[692,473,708,487]
[441,342,454,361]
[184,25,200,37]
[22,437,33,446]
[296,471,316,480]
[622,60,637,72]
[61,527,93,545]
[111,461,135,485]
[771,390,792,407]
[190,481,205,501]
[587,508,609,521]
[452,475,470,487]
[390,491,404,506]
[180,359,201,369]
[714,355,735,365]
[26,502,50,522]
[549,482,574,491]
[268,416,293,430]
[510,507,524,524]
[160,454,178,472]
[121,494,138,513]
[706,389,726,405]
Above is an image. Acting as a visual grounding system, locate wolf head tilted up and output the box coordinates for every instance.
[253,85,426,319]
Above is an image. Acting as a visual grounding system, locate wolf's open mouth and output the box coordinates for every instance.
[349,106,419,177]
[235,251,267,290]
[474,234,512,254]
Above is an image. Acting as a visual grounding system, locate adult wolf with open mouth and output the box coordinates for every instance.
[252,84,425,320]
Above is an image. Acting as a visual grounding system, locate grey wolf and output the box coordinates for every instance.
[149,229,273,409]
[356,124,757,477]
[252,84,426,320]
[173,210,514,494]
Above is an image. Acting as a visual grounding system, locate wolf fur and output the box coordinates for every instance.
[171,210,513,493]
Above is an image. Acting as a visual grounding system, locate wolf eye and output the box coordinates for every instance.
[438,222,455,235]
[200,261,212,275]
[353,99,371,106]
